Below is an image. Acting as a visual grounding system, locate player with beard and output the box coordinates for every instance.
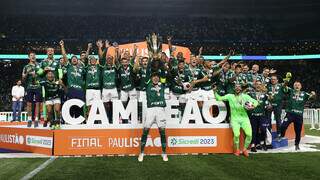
[97,40,118,123]
[22,52,42,128]
[280,81,316,150]
[214,84,259,157]
[138,72,168,162]
[187,55,207,101]
[248,81,271,152]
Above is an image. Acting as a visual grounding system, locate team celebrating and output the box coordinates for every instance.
[21,34,316,161]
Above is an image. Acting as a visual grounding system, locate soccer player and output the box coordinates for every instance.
[187,55,206,101]
[60,40,86,118]
[116,46,138,104]
[85,55,102,112]
[280,81,316,150]
[170,59,192,119]
[248,81,271,152]
[138,72,168,162]
[226,64,246,94]
[97,40,118,122]
[40,71,65,129]
[22,51,42,128]
[266,74,287,139]
[79,43,92,67]
[214,84,259,157]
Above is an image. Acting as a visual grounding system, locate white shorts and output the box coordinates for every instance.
[120,88,137,102]
[199,89,215,101]
[171,93,187,103]
[144,107,166,128]
[138,91,147,102]
[45,98,61,105]
[102,88,118,102]
[86,89,102,105]
[165,88,171,100]
[187,89,202,101]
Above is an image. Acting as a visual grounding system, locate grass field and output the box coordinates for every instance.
[1,125,320,180]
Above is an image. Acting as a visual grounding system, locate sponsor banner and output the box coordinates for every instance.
[53,128,234,156]
[106,41,192,62]
[26,135,53,149]
[0,127,53,155]
[168,136,217,147]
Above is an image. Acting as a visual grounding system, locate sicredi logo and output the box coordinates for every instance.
[0,134,24,145]
[168,136,217,147]
[26,136,53,148]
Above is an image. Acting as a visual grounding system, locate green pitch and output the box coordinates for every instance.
[1,153,320,180]
[1,126,320,180]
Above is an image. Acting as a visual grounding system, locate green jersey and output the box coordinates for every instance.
[118,64,135,91]
[146,82,166,108]
[65,63,86,89]
[200,68,215,91]
[267,83,285,107]
[40,80,60,100]
[188,65,205,91]
[248,91,270,116]
[85,64,101,89]
[226,72,246,94]
[285,88,310,116]
[101,65,117,89]
[40,58,61,78]
[216,69,228,95]
[22,63,41,90]
[215,92,259,121]
[137,68,148,91]
[170,68,191,94]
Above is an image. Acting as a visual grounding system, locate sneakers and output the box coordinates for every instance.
[234,149,240,156]
[295,145,300,151]
[137,153,169,162]
[27,121,32,127]
[243,149,249,157]
[34,121,39,128]
[162,154,168,162]
[138,153,144,162]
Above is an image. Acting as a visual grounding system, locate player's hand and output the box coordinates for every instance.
[228,50,235,56]
[105,40,111,48]
[167,36,172,42]
[311,91,316,96]
[270,68,277,74]
[96,40,103,48]
[59,40,64,47]
[58,80,64,85]
[199,47,203,54]
[31,71,36,77]
[88,43,93,49]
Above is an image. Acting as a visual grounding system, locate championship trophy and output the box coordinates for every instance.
[146,33,162,59]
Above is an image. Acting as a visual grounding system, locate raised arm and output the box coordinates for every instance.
[85,43,92,59]
[59,40,68,65]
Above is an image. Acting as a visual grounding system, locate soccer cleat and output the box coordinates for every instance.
[34,121,39,128]
[243,149,249,157]
[317,128,320,131]
[295,145,300,151]
[251,146,257,152]
[162,154,168,162]
[310,127,316,130]
[138,153,144,162]
[234,149,240,156]
[27,121,32,127]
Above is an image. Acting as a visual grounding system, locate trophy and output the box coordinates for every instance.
[146,33,162,58]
